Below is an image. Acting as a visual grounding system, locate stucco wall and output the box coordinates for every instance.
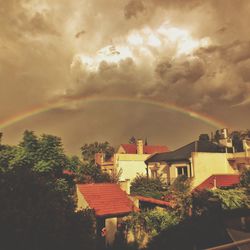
[169,162,191,181]
[76,186,89,211]
[192,152,237,187]
[114,154,148,181]
[105,217,117,246]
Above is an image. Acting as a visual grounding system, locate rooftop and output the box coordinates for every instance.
[195,174,240,190]
[77,183,135,217]
[121,144,169,154]
[145,140,230,163]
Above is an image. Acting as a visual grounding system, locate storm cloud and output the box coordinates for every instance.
[1,0,250,153]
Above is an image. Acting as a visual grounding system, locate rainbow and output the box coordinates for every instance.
[0,96,228,129]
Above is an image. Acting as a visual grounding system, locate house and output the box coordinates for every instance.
[76,183,135,246]
[95,153,114,175]
[145,132,249,190]
[114,139,169,182]
[95,139,169,183]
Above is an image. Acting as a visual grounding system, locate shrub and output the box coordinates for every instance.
[130,174,165,199]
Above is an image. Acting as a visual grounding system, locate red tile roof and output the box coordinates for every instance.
[77,183,134,217]
[195,174,240,191]
[136,195,173,208]
[121,144,169,154]
[63,170,75,175]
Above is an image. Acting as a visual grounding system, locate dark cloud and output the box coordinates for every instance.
[1,0,250,153]
[124,0,145,19]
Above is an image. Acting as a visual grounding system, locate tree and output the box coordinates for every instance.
[199,134,210,141]
[124,209,180,247]
[130,174,165,199]
[0,135,96,250]
[230,131,244,152]
[211,188,250,210]
[129,136,136,144]
[240,168,250,187]
[80,141,114,163]
[76,162,111,184]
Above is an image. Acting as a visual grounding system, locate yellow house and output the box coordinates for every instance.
[145,138,249,189]
[95,139,169,183]
[114,139,169,182]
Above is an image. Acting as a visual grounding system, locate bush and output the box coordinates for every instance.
[211,188,250,210]
[130,174,165,199]
[124,209,180,247]
[240,168,250,187]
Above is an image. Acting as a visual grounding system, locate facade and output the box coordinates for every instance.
[76,183,135,246]
[145,137,250,189]
[95,139,169,182]
[114,139,169,182]
[95,153,114,175]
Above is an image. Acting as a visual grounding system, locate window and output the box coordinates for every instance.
[177,166,188,177]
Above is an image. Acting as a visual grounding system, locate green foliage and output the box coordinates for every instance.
[81,141,114,163]
[0,165,96,250]
[170,175,192,193]
[230,131,244,152]
[211,188,250,210]
[129,136,136,144]
[0,131,96,250]
[146,214,229,250]
[199,134,210,141]
[130,174,165,199]
[0,130,72,177]
[240,168,250,187]
[229,129,250,152]
[76,162,111,184]
[124,209,180,246]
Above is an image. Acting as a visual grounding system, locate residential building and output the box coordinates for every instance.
[95,139,169,183]
[95,153,114,175]
[76,183,135,246]
[145,134,249,189]
[114,139,169,182]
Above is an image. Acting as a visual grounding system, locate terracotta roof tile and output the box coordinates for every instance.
[121,144,169,154]
[77,183,134,217]
[195,174,240,191]
[136,195,173,207]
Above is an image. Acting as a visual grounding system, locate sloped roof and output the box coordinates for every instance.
[136,195,173,208]
[195,174,240,190]
[145,140,226,164]
[77,183,134,217]
[121,144,169,154]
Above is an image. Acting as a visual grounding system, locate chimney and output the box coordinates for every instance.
[220,128,228,139]
[136,139,143,154]
[243,139,250,156]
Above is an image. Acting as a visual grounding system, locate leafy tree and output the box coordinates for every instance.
[0,164,95,250]
[240,168,250,187]
[81,141,114,163]
[167,175,192,218]
[214,130,221,143]
[146,213,230,250]
[0,130,97,250]
[130,174,165,199]
[230,131,244,152]
[211,188,250,210]
[170,175,192,193]
[129,136,136,144]
[199,134,210,141]
[76,162,111,184]
[124,209,180,247]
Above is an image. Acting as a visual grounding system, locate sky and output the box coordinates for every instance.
[1,0,250,154]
